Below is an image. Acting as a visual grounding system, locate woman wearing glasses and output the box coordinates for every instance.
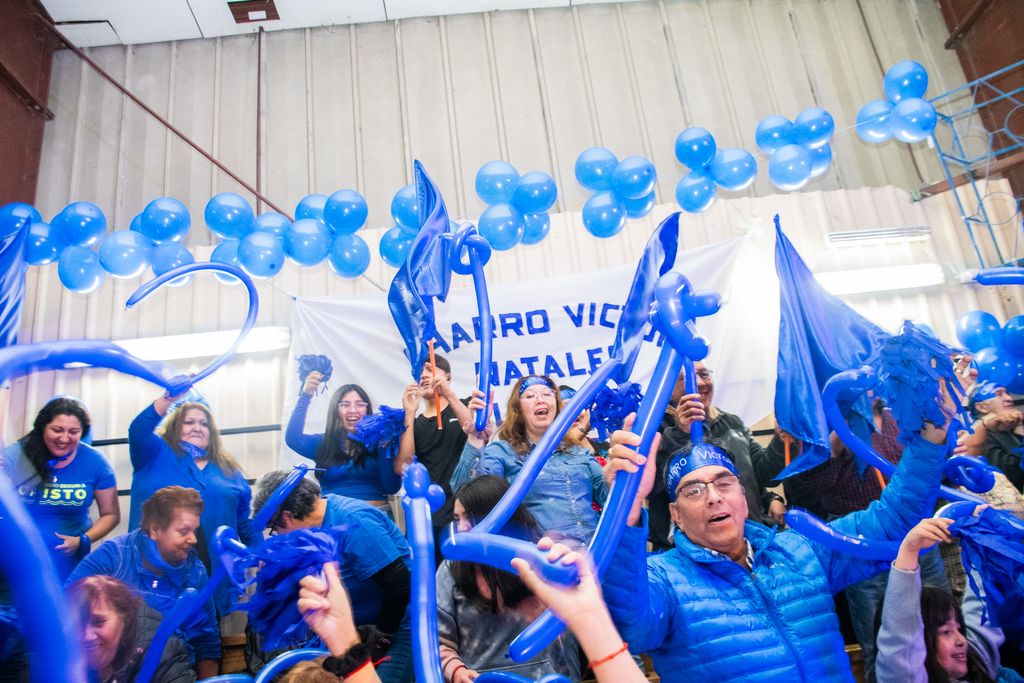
[285,374,401,511]
[451,375,608,548]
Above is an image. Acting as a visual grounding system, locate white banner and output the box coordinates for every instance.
[280,231,781,466]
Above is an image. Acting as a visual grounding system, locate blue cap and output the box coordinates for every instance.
[665,442,739,502]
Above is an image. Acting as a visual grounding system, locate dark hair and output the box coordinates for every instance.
[20,398,91,483]
[68,576,142,676]
[920,587,993,683]
[140,486,204,534]
[317,384,374,470]
[450,476,539,613]
[426,354,452,376]
[494,375,569,455]
[252,470,322,524]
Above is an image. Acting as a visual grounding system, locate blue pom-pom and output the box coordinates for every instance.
[297,354,334,393]
[865,321,968,446]
[350,405,406,460]
[590,382,643,440]
[951,507,1024,637]
[244,527,345,649]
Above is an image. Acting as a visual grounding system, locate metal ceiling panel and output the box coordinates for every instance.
[41,0,203,45]
[186,0,387,38]
[383,0,567,20]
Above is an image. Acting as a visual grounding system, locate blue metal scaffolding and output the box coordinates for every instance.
[929,59,1024,269]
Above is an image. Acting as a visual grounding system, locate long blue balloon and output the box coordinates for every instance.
[821,369,985,505]
[126,262,258,391]
[450,224,495,432]
[784,509,901,560]
[402,462,445,683]
[254,649,328,683]
[507,271,721,662]
[975,267,1024,286]
[477,673,570,683]
[440,532,580,587]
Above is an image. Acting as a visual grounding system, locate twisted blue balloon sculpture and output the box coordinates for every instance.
[449,223,495,432]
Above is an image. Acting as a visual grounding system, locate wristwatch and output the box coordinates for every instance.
[322,642,370,679]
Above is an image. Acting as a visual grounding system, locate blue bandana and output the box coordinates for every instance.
[968,380,999,414]
[519,376,552,395]
[665,442,739,502]
[179,441,208,460]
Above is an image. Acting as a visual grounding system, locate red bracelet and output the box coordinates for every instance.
[588,641,629,669]
[449,663,467,681]
[344,658,373,680]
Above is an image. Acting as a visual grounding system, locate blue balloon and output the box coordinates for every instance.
[792,108,835,149]
[323,189,368,234]
[708,148,757,192]
[808,144,833,179]
[295,194,328,222]
[768,144,813,192]
[512,172,558,214]
[478,203,525,251]
[754,116,795,154]
[675,170,716,213]
[1002,316,1024,356]
[205,193,255,239]
[284,218,331,266]
[884,60,928,103]
[328,233,370,278]
[623,191,655,219]
[238,231,285,279]
[150,243,195,287]
[889,97,937,143]
[581,191,627,238]
[210,239,243,285]
[379,226,414,268]
[521,212,551,245]
[391,184,420,235]
[475,160,520,205]
[974,346,1015,388]
[612,156,657,201]
[130,214,143,233]
[51,201,107,247]
[574,147,619,191]
[1009,357,1024,395]
[140,197,190,244]
[956,310,1001,352]
[98,230,153,278]
[24,222,60,265]
[856,99,894,143]
[255,212,291,237]
[57,246,105,293]
[0,202,41,239]
[674,127,716,169]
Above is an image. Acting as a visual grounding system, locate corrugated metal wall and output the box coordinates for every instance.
[12,1,1024,513]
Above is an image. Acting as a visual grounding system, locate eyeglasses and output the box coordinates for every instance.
[338,401,369,410]
[677,474,740,501]
[696,369,714,380]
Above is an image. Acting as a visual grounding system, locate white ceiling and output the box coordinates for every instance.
[41,0,643,47]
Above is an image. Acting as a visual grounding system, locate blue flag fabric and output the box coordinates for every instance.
[0,218,29,349]
[773,215,889,478]
[387,162,454,379]
[609,212,679,383]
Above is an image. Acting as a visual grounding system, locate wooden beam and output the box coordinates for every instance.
[944,0,994,48]
[920,150,1024,195]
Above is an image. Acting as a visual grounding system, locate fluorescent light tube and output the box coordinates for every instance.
[827,225,932,246]
[113,326,291,361]
[814,263,946,296]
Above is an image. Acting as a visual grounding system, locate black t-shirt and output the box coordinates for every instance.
[413,401,468,525]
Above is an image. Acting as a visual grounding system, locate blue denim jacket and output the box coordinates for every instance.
[451,439,607,547]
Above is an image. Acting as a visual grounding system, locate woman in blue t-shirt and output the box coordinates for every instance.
[1,397,120,580]
[284,371,401,508]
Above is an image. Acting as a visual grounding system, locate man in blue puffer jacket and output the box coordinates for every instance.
[601,415,951,683]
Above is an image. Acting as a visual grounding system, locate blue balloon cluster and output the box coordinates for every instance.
[378,185,419,267]
[672,129,757,214]
[473,161,558,250]
[575,148,654,237]
[856,60,937,144]
[756,108,835,192]
[956,310,1024,392]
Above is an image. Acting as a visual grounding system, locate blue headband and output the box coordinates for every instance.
[969,380,999,405]
[665,442,739,502]
[519,376,552,395]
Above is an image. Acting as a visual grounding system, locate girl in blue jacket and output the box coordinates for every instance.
[285,372,400,509]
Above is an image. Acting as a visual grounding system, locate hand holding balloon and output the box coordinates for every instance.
[463,389,495,446]
[893,517,954,572]
[601,414,661,527]
[672,393,705,432]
